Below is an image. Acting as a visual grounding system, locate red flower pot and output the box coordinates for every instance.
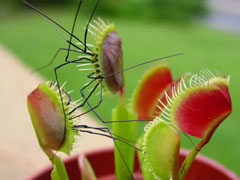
[27,148,239,180]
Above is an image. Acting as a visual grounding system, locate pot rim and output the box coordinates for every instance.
[27,147,239,180]
[180,149,239,180]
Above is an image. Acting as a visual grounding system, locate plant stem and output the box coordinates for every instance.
[172,150,180,180]
[113,93,137,180]
[50,155,69,180]
[179,134,211,180]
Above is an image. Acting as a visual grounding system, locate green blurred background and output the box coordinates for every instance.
[1,0,240,176]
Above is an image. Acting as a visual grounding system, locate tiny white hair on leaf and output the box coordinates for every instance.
[51,82,58,89]
[172,86,178,100]
[89,23,101,33]
[158,98,170,111]
[93,19,100,26]
[60,81,67,90]
[87,28,96,36]
[165,91,173,105]
[95,91,101,96]
[73,98,82,104]
[98,17,107,26]
[156,105,169,117]
[78,68,95,71]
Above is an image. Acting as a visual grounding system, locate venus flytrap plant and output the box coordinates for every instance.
[173,73,232,179]
[27,64,233,180]
[26,6,233,178]
[132,64,232,180]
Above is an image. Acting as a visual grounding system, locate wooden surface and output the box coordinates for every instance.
[0,45,113,180]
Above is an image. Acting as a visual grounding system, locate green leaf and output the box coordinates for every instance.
[51,156,69,180]
[113,96,137,180]
[143,119,180,180]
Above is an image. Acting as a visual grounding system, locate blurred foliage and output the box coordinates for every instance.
[84,0,208,22]
[23,0,71,5]
[0,1,19,17]
[1,0,208,22]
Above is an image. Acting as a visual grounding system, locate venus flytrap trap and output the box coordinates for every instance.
[143,120,180,180]
[132,64,173,120]
[27,82,81,180]
[88,17,124,95]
